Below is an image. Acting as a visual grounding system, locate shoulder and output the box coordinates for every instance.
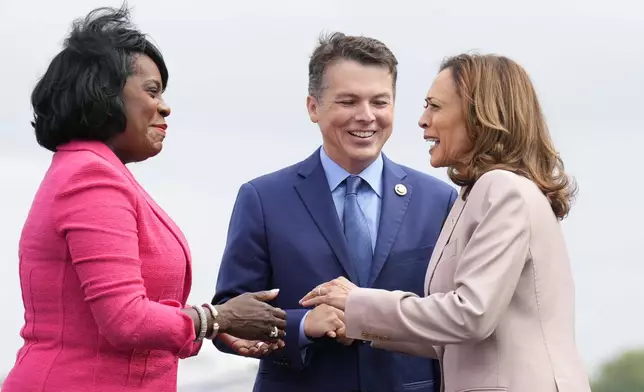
[247,161,301,189]
[394,162,457,198]
[472,170,541,198]
[467,170,545,215]
[50,149,136,200]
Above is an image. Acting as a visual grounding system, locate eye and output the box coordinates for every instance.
[336,100,355,106]
[373,100,390,107]
[424,99,439,110]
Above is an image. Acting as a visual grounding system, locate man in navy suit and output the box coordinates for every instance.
[212,32,457,392]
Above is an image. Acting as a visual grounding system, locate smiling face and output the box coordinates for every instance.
[418,68,472,170]
[110,54,171,164]
[306,59,394,174]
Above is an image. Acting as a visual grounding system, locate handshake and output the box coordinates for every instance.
[300,276,358,346]
[220,276,358,358]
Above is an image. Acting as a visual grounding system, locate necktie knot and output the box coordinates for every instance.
[346,176,362,195]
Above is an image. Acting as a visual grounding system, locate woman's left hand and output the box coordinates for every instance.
[218,333,284,358]
[299,276,358,311]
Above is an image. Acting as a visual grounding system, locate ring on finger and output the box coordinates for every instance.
[269,326,279,338]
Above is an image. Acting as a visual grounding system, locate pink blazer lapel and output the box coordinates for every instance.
[423,188,468,295]
[129,182,193,302]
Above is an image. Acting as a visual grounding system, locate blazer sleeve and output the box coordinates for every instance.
[344,172,531,345]
[54,161,197,356]
[211,182,310,371]
[370,339,439,359]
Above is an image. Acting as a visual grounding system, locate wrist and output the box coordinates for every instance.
[202,304,219,339]
[303,315,316,339]
[191,304,208,341]
[213,304,232,333]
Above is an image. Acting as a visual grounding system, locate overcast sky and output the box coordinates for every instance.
[1,0,642,388]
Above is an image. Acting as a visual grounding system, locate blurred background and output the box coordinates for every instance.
[1,0,642,390]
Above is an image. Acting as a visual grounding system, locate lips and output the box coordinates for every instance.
[152,124,167,135]
[349,130,376,138]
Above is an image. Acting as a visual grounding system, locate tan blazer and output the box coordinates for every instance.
[345,170,591,392]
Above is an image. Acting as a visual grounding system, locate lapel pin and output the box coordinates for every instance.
[394,184,407,196]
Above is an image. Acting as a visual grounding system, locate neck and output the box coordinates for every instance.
[323,148,377,175]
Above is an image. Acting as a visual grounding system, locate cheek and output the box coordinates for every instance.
[453,129,472,156]
[322,110,352,134]
[376,110,394,130]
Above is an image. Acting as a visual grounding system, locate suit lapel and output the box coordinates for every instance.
[294,151,359,283]
[423,189,467,295]
[368,158,411,286]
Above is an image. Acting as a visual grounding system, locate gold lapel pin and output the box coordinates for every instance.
[394,184,407,196]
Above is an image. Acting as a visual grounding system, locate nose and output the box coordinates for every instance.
[418,112,430,129]
[158,99,171,117]
[354,102,376,123]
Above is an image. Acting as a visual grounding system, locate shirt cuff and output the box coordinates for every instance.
[298,310,313,347]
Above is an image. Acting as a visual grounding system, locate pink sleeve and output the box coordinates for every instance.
[55,162,197,356]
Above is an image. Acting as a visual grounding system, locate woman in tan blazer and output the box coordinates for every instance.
[300,53,591,392]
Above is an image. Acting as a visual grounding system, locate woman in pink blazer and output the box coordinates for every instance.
[301,54,591,391]
[3,7,286,392]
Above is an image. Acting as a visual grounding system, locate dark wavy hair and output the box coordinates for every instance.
[31,5,168,152]
[441,53,577,220]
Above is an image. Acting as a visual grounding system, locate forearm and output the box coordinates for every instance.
[99,298,197,355]
[370,339,438,359]
[344,288,479,346]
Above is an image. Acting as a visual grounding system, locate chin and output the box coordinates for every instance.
[147,143,163,159]
[429,157,446,169]
[349,144,381,159]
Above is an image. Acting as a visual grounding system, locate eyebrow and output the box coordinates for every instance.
[426,96,444,104]
[335,92,392,100]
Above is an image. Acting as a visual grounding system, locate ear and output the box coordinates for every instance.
[306,95,320,123]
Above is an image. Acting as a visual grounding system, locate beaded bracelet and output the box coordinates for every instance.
[191,304,208,341]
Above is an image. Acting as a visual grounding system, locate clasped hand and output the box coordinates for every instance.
[222,277,357,357]
[299,277,358,345]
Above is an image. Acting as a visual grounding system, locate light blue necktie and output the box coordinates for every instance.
[344,176,373,286]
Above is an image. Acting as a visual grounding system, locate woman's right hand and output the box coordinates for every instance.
[215,289,287,342]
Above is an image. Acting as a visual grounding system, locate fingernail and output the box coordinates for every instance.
[270,289,280,294]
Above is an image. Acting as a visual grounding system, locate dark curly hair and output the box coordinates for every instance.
[441,53,577,220]
[31,5,168,152]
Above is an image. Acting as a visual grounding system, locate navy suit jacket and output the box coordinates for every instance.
[212,149,458,392]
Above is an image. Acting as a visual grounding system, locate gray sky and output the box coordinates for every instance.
[1,0,643,388]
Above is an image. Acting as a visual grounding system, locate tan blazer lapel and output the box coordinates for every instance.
[424,188,468,295]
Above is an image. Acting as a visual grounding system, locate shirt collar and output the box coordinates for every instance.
[319,146,383,197]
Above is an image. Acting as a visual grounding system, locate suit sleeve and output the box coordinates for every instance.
[54,162,197,356]
[211,182,310,371]
[344,172,531,345]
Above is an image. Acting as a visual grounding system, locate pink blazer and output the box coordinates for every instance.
[3,141,201,392]
[344,170,591,392]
